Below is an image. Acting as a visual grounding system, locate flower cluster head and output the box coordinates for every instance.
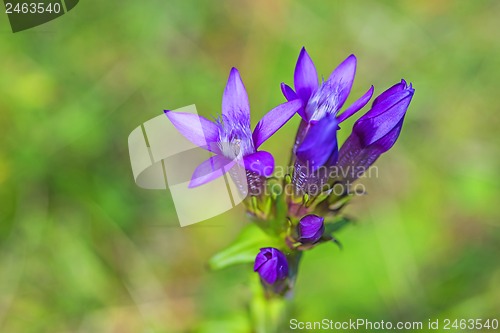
[166,47,415,296]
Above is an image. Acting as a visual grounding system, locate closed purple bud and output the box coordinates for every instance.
[337,80,414,181]
[298,214,325,244]
[353,80,414,152]
[254,248,289,284]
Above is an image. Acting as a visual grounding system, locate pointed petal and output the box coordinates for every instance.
[296,115,339,170]
[281,83,307,120]
[367,84,414,119]
[337,85,374,123]
[294,47,319,102]
[165,110,220,153]
[326,54,357,111]
[252,99,302,148]
[354,90,413,146]
[243,151,274,177]
[189,155,234,188]
[222,67,250,126]
[372,79,407,106]
[281,82,298,101]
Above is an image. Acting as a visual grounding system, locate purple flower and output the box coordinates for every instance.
[254,247,289,284]
[295,114,340,170]
[282,47,374,170]
[337,80,415,181]
[297,214,325,244]
[165,68,302,188]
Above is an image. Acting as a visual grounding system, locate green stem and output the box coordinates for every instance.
[250,275,288,333]
[249,252,302,332]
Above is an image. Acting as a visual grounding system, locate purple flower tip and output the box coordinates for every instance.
[354,80,415,151]
[254,247,289,284]
[297,214,325,244]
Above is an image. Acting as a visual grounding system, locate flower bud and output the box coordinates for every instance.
[253,248,289,284]
[353,79,414,152]
[337,80,414,181]
[297,214,325,244]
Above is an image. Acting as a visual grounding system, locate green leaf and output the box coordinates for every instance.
[208,223,279,270]
[324,216,353,234]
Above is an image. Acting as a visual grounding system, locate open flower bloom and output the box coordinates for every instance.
[282,47,374,170]
[165,68,302,188]
[297,214,325,244]
[254,247,289,284]
[337,79,415,182]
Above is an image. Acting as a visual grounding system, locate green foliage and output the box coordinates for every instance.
[209,223,282,271]
[324,216,353,235]
[1,1,499,332]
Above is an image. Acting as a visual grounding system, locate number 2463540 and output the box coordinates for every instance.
[5,2,62,14]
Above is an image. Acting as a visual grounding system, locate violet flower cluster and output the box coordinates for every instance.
[166,47,414,297]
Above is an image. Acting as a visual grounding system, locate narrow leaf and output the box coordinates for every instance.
[208,224,278,270]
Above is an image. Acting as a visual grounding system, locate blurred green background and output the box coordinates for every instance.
[1,0,499,332]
